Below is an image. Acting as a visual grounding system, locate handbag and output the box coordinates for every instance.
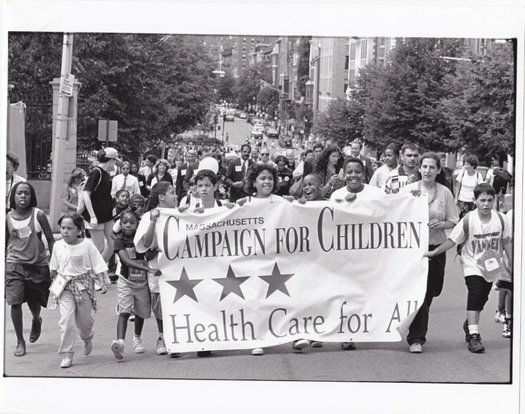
[49,274,70,298]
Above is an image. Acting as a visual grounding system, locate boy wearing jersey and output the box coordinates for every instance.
[426,183,512,353]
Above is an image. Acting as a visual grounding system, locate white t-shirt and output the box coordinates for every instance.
[134,211,160,293]
[449,210,511,277]
[50,239,108,276]
[456,170,483,202]
[329,184,383,201]
[369,164,393,188]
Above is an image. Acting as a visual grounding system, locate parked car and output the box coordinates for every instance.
[251,125,264,139]
[265,127,279,139]
[239,111,247,119]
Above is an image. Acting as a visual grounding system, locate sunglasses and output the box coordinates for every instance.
[261,153,270,156]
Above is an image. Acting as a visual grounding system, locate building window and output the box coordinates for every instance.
[344,55,349,70]
[344,83,348,94]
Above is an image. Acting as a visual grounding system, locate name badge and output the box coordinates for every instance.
[71,188,77,195]
[235,166,242,172]
[139,182,144,187]
[181,170,187,176]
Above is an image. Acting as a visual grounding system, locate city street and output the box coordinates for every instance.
[3,248,512,383]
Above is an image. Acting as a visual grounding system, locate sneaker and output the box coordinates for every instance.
[463,319,469,342]
[502,319,512,338]
[467,333,485,353]
[495,310,506,324]
[341,341,356,351]
[111,339,125,360]
[310,341,323,348]
[251,348,264,356]
[156,338,167,355]
[84,338,93,356]
[409,343,423,353]
[60,355,73,368]
[292,339,309,352]
[133,336,145,354]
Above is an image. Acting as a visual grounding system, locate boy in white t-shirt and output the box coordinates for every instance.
[426,183,512,353]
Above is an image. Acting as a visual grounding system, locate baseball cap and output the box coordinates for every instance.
[100,147,123,166]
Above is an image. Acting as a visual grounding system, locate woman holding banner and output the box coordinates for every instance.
[241,163,288,355]
[401,152,459,353]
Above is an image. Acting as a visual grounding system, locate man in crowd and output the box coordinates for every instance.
[383,143,421,194]
[139,154,156,178]
[225,144,254,202]
[111,161,140,198]
[349,138,374,184]
[176,148,199,200]
[369,143,399,188]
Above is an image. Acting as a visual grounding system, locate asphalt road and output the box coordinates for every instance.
[2,248,512,383]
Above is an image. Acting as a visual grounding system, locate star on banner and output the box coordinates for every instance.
[166,267,203,303]
[259,263,294,298]
[212,265,250,301]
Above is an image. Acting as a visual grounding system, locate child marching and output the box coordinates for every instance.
[111,209,161,360]
[49,213,108,368]
[5,182,55,357]
[134,182,178,357]
[426,183,512,353]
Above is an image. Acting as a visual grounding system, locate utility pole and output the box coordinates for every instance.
[49,33,78,230]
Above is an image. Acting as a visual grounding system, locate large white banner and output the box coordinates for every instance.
[155,192,429,353]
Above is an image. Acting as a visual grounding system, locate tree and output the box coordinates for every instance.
[359,38,462,152]
[439,41,515,159]
[296,36,312,98]
[257,87,279,116]
[314,98,363,146]
[233,62,271,108]
[8,33,216,161]
[215,70,236,102]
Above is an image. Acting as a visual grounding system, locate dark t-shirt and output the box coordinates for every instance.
[114,235,145,279]
[82,167,114,223]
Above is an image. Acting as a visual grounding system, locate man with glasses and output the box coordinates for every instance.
[259,148,276,168]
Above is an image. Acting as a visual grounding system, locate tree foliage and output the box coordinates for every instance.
[314,98,363,146]
[9,33,216,161]
[233,62,271,108]
[296,36,312,97]
[318,38,514,161]
[358,38,462,151]
[257,86,279,116]
[438,41,515,158]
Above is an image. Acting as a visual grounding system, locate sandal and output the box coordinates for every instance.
[29,317,42,343]
[14,341,26,357]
